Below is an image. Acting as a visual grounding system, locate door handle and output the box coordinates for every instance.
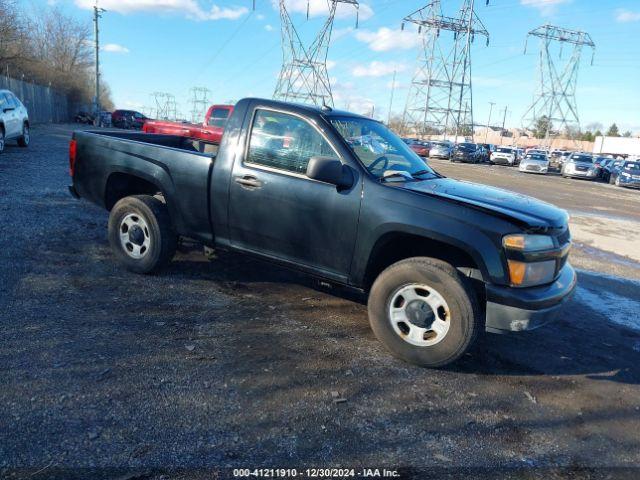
[234,175,262,188]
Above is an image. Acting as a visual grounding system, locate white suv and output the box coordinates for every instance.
[0,89,30,154]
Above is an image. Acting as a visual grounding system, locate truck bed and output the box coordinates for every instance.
[92,130,220,155]
[71,130,219,243]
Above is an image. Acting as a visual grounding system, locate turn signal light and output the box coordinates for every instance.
[507,259,556,287]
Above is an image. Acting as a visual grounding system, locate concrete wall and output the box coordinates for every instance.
[0,75,70,123]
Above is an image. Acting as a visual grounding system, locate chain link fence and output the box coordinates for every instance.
[0,74,70,123]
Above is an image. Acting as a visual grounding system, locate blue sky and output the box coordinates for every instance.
[35,0,640,133]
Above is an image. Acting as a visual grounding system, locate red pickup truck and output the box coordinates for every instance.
[142,104,233,143]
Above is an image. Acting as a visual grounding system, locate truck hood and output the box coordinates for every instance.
[402,177,568,229]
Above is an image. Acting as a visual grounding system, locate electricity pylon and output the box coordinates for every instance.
[152,92,178,120]
[522,25,595,146]
[401,0,489,139]
[273,0,359,107]
[189,87,211,123]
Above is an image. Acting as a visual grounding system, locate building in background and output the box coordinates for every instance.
[593,137,640,157]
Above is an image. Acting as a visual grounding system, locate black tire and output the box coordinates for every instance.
[368,257,480,368]
[108,195,177,274]
[17,123,29,147]
[0,127,4,154]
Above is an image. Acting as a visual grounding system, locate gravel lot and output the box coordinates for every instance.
[1,125,639,479]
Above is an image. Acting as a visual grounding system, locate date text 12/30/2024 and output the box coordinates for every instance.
[233,468,401,478]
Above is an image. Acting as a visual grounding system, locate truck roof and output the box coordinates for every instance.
[239,97,373,122]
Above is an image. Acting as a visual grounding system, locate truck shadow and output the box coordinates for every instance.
[166,246,640,385]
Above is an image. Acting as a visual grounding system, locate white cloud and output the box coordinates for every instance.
[74,0,248,21]
[520,0,571,16]
[265,24,274,31]
[326,60,337,70]
[271,0,373,21]
[355,27,421,52]
[102,43,130,54]
[352,61,406,78]
[615,9,640,23]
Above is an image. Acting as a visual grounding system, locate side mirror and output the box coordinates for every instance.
[306,156,353,189]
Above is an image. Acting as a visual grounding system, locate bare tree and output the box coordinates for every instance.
[1,2,113,108]
[0,0,28,68]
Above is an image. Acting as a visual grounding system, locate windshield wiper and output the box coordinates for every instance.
[412,169,442,179]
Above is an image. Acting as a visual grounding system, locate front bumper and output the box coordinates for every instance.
[564,169,598,179]
[519,163,548,174]
[492,157,514,165]
[618,177,640,188]
[484,263,577,333]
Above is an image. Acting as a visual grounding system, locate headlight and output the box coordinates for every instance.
[507,260,556,287]
[503,234,555,251]
[621,172,630,177]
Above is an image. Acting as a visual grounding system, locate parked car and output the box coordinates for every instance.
[406,140,430,158]
[451,142,483,163]
[561,153,598,180]
[490,146,519,166]
[519,152,550,174]
[74,112,94,124]
[143,104,234,145]
[112,110,149,130]
[429,141,452,159]
[610,161,640,188]
[477,143,495,162]
[602,160,625,184]
[68,97,576,368]
[0,89,30,153]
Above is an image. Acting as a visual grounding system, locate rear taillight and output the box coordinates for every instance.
[69,139,77,177]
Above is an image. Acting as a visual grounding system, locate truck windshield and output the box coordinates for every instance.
[330,116,436,179]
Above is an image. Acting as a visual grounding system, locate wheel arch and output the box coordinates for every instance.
[103,171,185,233]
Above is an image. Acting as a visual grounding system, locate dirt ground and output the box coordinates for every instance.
[1,125,639,479]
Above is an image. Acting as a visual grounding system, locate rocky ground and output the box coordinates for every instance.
[1,125,639,479]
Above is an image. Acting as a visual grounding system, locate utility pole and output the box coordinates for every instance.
[484,101,495,143]
[387,70,397,126]
[500,105,508,144]
[93,4,106,118]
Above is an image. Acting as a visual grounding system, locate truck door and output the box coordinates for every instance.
[227,107,361,283]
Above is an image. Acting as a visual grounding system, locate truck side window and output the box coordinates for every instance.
[246,109,334,175]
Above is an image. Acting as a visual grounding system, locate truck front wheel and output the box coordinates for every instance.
[108,195,177,274]
[368,257,480,368]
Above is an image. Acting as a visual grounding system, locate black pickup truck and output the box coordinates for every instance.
[69,98,576,367]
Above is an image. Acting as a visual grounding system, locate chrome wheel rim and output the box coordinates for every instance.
[388,283,451,347]
[119,213,151,259]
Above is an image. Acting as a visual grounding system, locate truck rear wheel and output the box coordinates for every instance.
[108,195,177,274]
[368,257,480,368]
